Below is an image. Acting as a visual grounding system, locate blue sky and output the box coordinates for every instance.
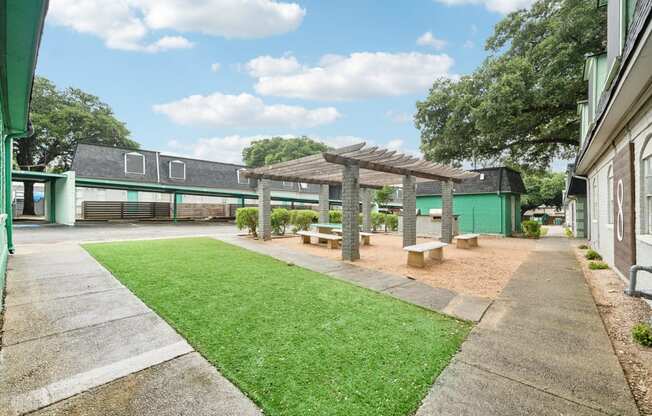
[37,0,529,165]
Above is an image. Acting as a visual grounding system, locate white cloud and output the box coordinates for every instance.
[251,52,455,100]
[210,63,221,72]
[48,0,305,52]
[153,92,340,128]
[165,135,421,165]
[166,135,281,164]
[434,0,534,13]
[463,40,475,48]
[416,32,447,50]
[245,55,302,77]
[385,110,413,124]
[144,36,194,52]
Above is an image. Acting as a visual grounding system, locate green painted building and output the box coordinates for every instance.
[416,167,526,236]
[0,0,49,307]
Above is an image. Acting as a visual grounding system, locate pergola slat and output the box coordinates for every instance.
[246,143,477,260]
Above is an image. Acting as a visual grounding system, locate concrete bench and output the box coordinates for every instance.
[332,229,373,245]
[403,241,448,268]
[296,231,342,249]
[453,233,479,249]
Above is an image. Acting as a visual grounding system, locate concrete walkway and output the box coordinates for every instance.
[416,237,639,416]
[0,241,261,416]
[217,235,492,322]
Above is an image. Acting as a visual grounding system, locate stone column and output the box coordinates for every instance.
[257,179,271,241]
[441,180,454,243]
[341,164,360,261]
[319,184,330,223]
[361,188,373,233]
[402,175,416,247]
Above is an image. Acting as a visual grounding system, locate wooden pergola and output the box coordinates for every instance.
[244,143,477,261]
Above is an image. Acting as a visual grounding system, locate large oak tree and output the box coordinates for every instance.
[416,0,606,170]
[242,136,328,168]
[16,77,138,215]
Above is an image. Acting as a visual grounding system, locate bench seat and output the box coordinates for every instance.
[453,233,479,249]
[331,229,373,245]
[404,241,448,267]
[296,231,342,249]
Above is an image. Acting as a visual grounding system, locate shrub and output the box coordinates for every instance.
[588,261,609,270]
[371,212,385,232]
[236,207,258,237]
[521,220,541,238]
[329,210,342,224]
[290,209,318,231]
[271,208,290,235]
[385,214,398,231]
[632,322,652,347]
[585,249,602,260]
[564,227,573,238]
[578,244,589,249]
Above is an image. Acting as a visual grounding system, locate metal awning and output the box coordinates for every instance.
[244,143,477,187]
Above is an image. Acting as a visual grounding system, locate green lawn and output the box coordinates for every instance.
[84,237,471,416]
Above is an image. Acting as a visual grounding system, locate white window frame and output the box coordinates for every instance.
[169,160,186,180]
[591,177,598,223]
[607,165,614,225]
[643,152,652,235]
[124,152,145,175]
[236,168,250,185]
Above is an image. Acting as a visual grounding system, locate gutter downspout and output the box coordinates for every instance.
[625,265,652,300]
[5,133,24,253]
[497,167,504,235]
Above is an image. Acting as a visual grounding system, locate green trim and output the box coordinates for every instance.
[75,177,328,205]
[49,179,55,223]
[5,137,14,252]
[172,193,178,223]
[0,235,7,310]
[0,1,49,135]
[12,170,67,181]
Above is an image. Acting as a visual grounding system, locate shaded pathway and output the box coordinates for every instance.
[416,237,638,415]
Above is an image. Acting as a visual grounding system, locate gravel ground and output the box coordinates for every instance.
[575,245,652,415]
[273,233,536,299]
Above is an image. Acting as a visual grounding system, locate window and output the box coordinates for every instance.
[282,181,293,188]
[299,182,309,189]
[644,153,652,234]
[236,168,249,185]
[169,160,185,180]
[592,177,598,221]
[607,166,614,224]
[125,152,145,175]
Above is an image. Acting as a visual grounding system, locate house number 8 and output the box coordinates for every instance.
[616,179,624,242]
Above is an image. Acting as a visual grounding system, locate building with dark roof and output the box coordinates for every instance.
[72,143,321,195]
[415,167,526,236]
[71,143,323,220]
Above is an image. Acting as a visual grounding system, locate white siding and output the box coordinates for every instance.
[588,151,616,266]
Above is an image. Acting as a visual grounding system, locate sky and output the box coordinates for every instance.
[37,0,535,166]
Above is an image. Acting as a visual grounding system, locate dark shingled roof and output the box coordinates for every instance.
[71,143,320,194]
[416,167,526,195]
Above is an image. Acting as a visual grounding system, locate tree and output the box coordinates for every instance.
[521,171,566,213]
[15,77,138,214]
[242,136,329,168]
[374,185,394,206]
[416,0,606,170]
